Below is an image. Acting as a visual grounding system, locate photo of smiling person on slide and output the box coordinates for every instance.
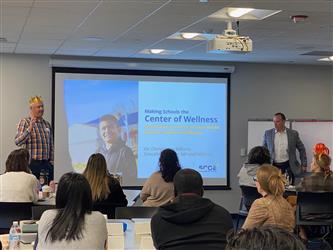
[96,114,137,186]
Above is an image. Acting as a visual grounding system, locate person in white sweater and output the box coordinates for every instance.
[0,149,39,202]
[36,172,107,250]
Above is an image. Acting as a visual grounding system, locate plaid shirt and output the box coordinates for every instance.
[296,172,333,192]
[15,117,54,164]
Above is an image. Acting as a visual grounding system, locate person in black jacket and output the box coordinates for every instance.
[151,169,233,250]
[83,153,127,218]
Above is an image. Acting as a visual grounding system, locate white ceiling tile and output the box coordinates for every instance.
[0,6,32,42]
[1,0,34,7]
[20,1,100,41]
[0,43,16,53]
[72,1,168,40]
[0,0,331,64]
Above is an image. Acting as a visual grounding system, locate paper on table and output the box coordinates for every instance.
[140,236,155,250]
[132,219,151,235]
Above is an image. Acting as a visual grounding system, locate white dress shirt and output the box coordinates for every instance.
[274,129,289,163]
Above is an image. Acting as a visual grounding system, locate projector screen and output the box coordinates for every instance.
[53,68,230,188]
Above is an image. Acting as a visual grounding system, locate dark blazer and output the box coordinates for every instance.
[92,177,128,218]
[263,128,307,176]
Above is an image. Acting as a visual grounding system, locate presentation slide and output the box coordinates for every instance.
[54,72,229,187]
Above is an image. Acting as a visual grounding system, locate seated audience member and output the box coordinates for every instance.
[141,149,181,207]
[36,172,107,250]
[226,226,306,250]
[242,165,295,232]
[296,143,332,241]
[151,169,233,250]
[297,143,332,192]
[0,149,38,202]
[83,153,127,217]
[237,146,271,187]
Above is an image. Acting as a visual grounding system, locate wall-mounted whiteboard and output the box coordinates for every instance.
[293,121,333,170]
[247,120,290,153]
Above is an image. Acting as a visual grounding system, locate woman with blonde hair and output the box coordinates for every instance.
[83,153,127,218]
[297,143,332,192]
[242,164,295,232]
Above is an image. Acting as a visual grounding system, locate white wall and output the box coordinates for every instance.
[1,54,332,212]
[0,54,51,172]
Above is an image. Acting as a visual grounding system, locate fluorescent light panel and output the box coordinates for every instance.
[228,8,254,18]
[318,56,333,61]
[167,32,216,40]
[210,7,281,20]
[181,33,200,39]
[139,49,183,55]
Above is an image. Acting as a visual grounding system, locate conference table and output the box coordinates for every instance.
[35,189,141,206]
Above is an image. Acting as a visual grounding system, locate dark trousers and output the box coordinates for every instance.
[273,160,295,185]
[29,160,54,184]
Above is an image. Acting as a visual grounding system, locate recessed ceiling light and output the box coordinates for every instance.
[228,8,254,18]
[210,7,281,20]
[168,32,216,40]
[181,33,200,39]
[139,49,182,55]
[318,57,333,62]
[150,49,165,54]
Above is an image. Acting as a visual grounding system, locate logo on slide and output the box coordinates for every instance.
[198,164,217,172]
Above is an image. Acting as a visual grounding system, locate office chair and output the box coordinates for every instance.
[0,202,33,234]
[31,205,56,220]
[236,186,261,229]
[296,192,333,249]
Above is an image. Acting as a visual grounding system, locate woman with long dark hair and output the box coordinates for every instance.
[36,172,107,249]
[0,148,38,202]
[141,149,181,207]
[83,153,127,218]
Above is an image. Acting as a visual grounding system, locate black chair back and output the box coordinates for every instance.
[31,205,56,220]
[93,202,123,219]
[0,202,33,233]
[115,206,157,219]
[239,185,261,211]
[296,192,333,226]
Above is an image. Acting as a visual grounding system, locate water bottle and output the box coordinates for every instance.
[9,221,21,250]
[284,172,290,186]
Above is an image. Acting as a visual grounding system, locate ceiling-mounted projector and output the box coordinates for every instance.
[207,21,252,53]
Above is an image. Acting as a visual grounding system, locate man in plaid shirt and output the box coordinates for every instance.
[15,96,54,183]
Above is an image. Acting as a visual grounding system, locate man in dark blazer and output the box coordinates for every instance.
[263,112,307,184]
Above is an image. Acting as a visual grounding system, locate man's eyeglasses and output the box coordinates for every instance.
[253,176,258,182]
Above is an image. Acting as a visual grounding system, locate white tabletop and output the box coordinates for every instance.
[107,219,155,250]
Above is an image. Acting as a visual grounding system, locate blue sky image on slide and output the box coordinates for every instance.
[64,79,138,126]
[64,79,138,170]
